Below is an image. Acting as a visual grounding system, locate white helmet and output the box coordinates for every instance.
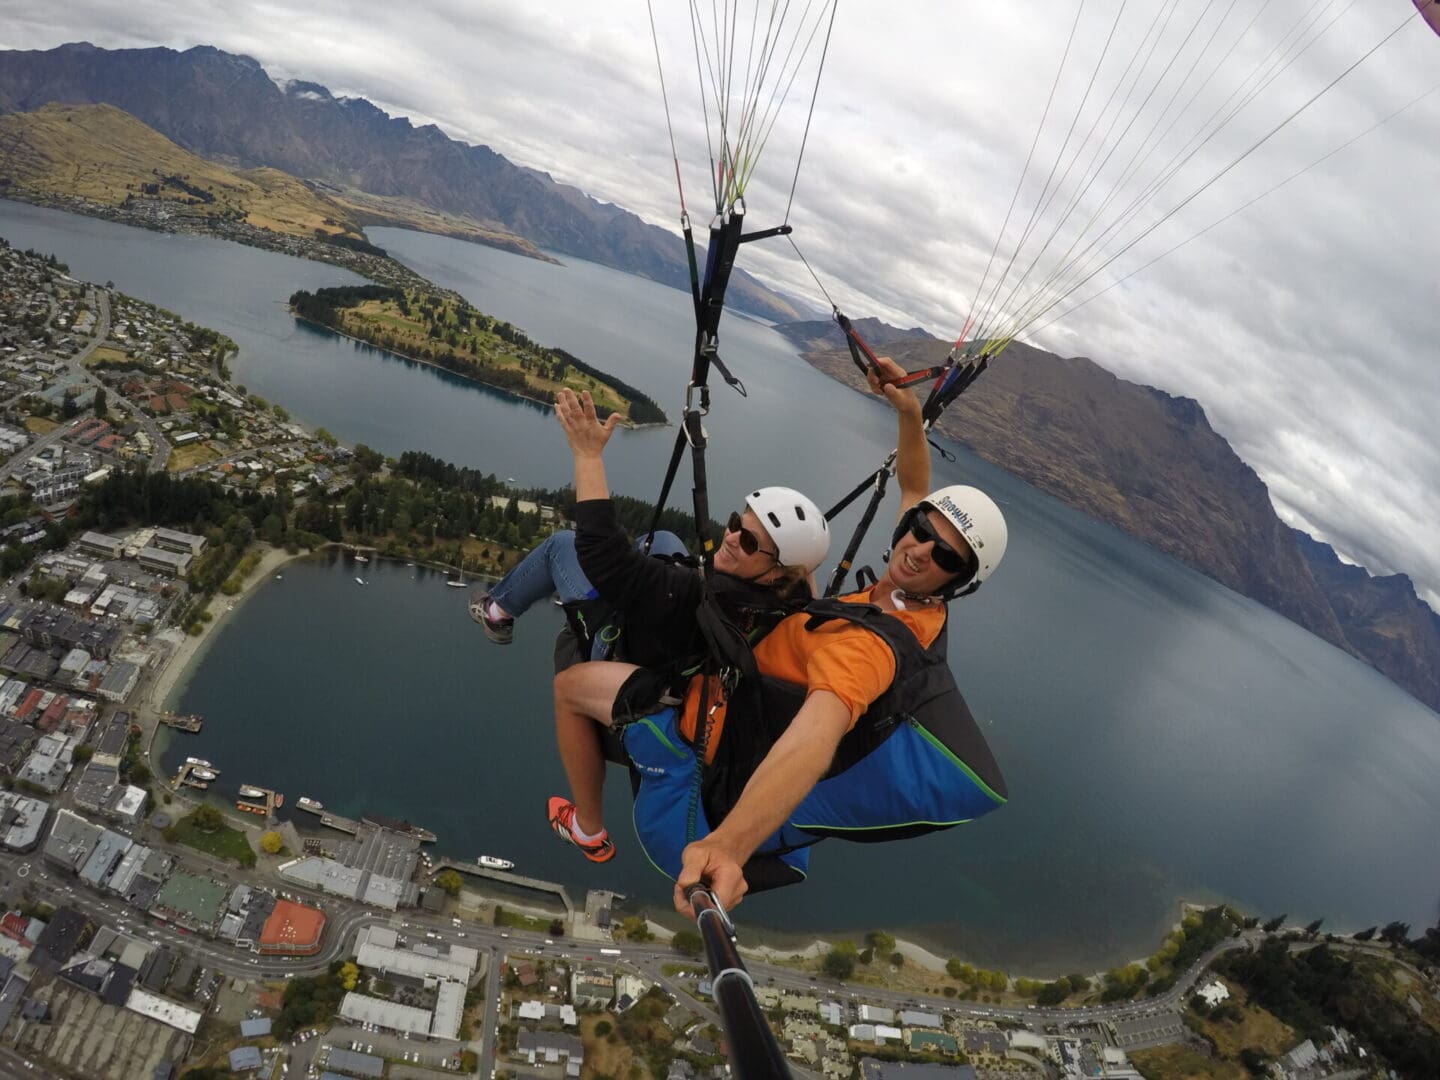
[895,484,1008,598]
[745,487,830,573]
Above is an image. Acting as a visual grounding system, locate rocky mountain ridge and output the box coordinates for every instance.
[0,42,811,323]
[778,321,1440,714]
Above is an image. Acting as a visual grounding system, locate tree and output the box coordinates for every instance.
[314,427,338,447]
[1379,921,1411,945]
[93,387,108,417]
[430,870,462,896]
[1353,926,1377,941]
[620,916,652,943]
[259,831,283,854]
[888,951,904,968]
[549,918,566,938]
[1262,914,1287,933]
[822,941,858,980]
[73,744,94,763]
[671,930,703,957]
[865,930,896,954]
[1304,919,1324,939]
[61,391,79,419]
[339,961,360,991]
[191,805,223,833]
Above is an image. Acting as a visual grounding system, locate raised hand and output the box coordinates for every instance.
[555,388,621,460]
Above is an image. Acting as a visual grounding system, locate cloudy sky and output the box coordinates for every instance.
[5,1,1439,604]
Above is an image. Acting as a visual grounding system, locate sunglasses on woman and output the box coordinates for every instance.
[905,510,978,578]
[726,511,779,560]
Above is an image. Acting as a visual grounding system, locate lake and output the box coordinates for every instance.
[4,199,1438,973]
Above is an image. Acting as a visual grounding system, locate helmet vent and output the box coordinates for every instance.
[767,511,782,528]
[795,506,806,520]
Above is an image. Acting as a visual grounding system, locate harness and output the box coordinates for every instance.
[620,595,1008,893]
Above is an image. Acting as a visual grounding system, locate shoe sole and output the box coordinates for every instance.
[547,797,615,863]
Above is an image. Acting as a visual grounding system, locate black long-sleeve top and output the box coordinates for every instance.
[572,498,709,670]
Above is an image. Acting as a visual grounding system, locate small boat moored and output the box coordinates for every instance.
[190,767,216,782]
[477,855,515,870]
[238,785,266,799]
[296,796,324,813]
[184,757,213,769]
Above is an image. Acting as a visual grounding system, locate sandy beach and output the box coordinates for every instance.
[144,544,309,715]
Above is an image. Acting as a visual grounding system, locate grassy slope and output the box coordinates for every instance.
[0,103,548,256]
[334,294,634,417]
[0,102,365,237]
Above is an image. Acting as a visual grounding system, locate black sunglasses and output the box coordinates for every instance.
[905,510,977,578]
[727,511,779,560]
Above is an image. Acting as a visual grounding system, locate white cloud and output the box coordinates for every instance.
[4,0,1437,603]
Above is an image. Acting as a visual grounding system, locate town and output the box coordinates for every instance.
[0,237,1433,1080]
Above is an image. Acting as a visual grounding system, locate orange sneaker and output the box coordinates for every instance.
[546,796,615,863]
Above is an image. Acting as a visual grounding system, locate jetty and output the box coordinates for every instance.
[236,784,283,820]
[433,857,573,915]
[175,761,218,790]
[159,713,203,733]
[296,803,437,843]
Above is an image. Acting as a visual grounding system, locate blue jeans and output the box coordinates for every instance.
[488,528,689,618]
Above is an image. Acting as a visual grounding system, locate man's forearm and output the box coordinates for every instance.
[706,691,851,862]
[894,403,930,507]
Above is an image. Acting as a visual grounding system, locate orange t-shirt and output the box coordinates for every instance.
[678,588,947,761]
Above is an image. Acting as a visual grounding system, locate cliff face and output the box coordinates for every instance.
[795,330,1355,649]
[0,42,808,322]
[1294,532,1440,712]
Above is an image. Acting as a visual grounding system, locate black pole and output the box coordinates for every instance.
[687,887,793,1080]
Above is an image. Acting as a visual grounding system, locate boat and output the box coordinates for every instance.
[477,855,515,871]
[275,574,283,580]
[274,793,285,808]
[184,757,212,768]
[355,577,367,585]
[238,785,266,799]
[191,767,216,781]
[446,578,467,588]
[236,802,267,816]
[354,554,370,564]
[296,796,324,813]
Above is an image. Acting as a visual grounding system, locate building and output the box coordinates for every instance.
[43,808,103,871]
[898,1009,943,1029]
[860,1061,976,1080]
[30,907,96,973]
[1108,1012,1185,1049]
[339,992,433,1038]
[571,968,615,1008]
[151,528,207,556]
[228,1046,263,1072]
[125,987,203,1034]
[79,829,132,888]
[351,925,477,983]
[78,531,126,559]
[324,1047,383,1077]
[515,1031,585,1076]
[258,899,327,956]
[0,792,49,852]
[136,546,192,577]
[240,1017,272,1037]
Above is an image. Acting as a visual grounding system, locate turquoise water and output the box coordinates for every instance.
[4,200,1438,973]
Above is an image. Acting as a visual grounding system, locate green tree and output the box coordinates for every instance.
[1303,919,1324,939]
[822,942,857,980]
[93,387,108,417]
[191,805,223,832]
[671,930,703,957]
[434,870,463,897]
[1353,926,1377,941]
[1380,921,1411,945]
[273,404,289,422]
[865,930,896,954]
[314,427,338,447]
[1262,914,1287,933]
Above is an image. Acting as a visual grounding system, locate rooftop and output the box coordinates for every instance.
[259,899,326,952]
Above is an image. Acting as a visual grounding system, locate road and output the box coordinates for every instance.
[2,288,171,482]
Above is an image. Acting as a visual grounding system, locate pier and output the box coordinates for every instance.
[295,801,437,843]
[433,858,573,915]
[236,784,283,820]
[159,713,203,733]
[174,761,218,790]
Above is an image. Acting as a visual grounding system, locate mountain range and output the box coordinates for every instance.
[1,41,1435,715]
[778,319,1440,714]
[0,42,811,323]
